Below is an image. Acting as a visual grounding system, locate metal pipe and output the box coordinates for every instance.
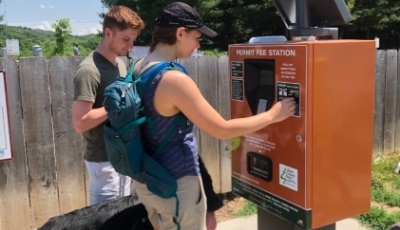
[296,0,309,28]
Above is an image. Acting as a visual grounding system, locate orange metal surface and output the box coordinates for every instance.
[229,40,375,229]
[310,40,375,227]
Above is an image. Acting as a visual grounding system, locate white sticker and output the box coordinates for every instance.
[279,164,298,191]
[256,99,268,114]
[0,107,6,149]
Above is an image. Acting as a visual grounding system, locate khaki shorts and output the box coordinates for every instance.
[135,175,206,230]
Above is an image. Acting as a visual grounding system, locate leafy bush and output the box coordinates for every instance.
[357,206,400,230]
[356,153,400,229]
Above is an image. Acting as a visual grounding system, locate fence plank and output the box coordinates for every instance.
[19,57,59,228]
[217,56,232,193]
[0,58,32,230]
[48,57,87,215]
[373,50,386,156]
[196,56,222,192]
[395,51,400,151]
[383,50,398,153]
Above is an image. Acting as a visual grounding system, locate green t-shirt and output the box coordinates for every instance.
[74,51,127,162]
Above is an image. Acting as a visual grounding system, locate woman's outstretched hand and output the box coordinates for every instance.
[267,97,297,123]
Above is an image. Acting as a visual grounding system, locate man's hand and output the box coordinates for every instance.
[206,211,217,230]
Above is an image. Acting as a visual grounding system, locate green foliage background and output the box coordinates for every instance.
[101,0,400,50]
[0,25,101,58]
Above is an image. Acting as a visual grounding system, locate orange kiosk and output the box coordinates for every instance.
[229,1,375,229]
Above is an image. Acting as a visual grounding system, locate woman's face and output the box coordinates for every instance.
[177,28,202,59]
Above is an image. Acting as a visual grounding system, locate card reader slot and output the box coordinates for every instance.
[247,152,273,182]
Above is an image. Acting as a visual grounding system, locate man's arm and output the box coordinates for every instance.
[199,156,223,230]
[73,61,106,133]
[72,100,107,133]
[199,156,223,212]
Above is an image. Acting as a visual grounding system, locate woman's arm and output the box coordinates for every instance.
[154,70,296,140]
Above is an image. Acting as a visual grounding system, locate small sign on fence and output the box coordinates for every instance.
[6,39,20,56]
[0,71,13,161]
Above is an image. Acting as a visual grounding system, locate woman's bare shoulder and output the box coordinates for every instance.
[162,69,196,85]
[159,69,200,98]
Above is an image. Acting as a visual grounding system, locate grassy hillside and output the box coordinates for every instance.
[0,25,100,58]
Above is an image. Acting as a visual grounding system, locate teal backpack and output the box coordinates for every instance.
[102,60,187,202]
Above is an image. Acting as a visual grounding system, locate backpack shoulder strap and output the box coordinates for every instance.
[139,61,189,88]
[123,58,142,82]
[168,62,189,75]
[139,62,173,88]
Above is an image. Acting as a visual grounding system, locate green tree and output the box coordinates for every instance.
[342,0,400,48]
[100,0,284,51]
[51,18,72,56]
[353,0,400,36]
[201,0,284,50]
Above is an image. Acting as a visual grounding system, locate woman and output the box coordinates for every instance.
[134,2,296,230]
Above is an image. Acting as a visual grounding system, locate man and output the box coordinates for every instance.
[72,6,145,205]
[73,44,80,56]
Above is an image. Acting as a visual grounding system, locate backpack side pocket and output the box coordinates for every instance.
[143,153,177,199]
[103,121,144,179]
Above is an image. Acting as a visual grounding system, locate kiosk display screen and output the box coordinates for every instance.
[245,59,275,115]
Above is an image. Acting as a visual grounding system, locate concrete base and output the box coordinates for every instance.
[257,207,335,230]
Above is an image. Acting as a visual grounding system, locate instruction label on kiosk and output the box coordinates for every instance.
[231,79,244,101]
[0,71,13,161]
[231,62,243,77]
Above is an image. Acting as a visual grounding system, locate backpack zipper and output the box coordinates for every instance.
[121,83,133,98]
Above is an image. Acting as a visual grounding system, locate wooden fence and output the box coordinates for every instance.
[374,50,400,155]
[0,50,398,229]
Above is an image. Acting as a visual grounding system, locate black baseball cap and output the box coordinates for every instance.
[155,2,218,38]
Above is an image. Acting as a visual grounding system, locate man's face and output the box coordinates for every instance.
[105,27,139,56]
